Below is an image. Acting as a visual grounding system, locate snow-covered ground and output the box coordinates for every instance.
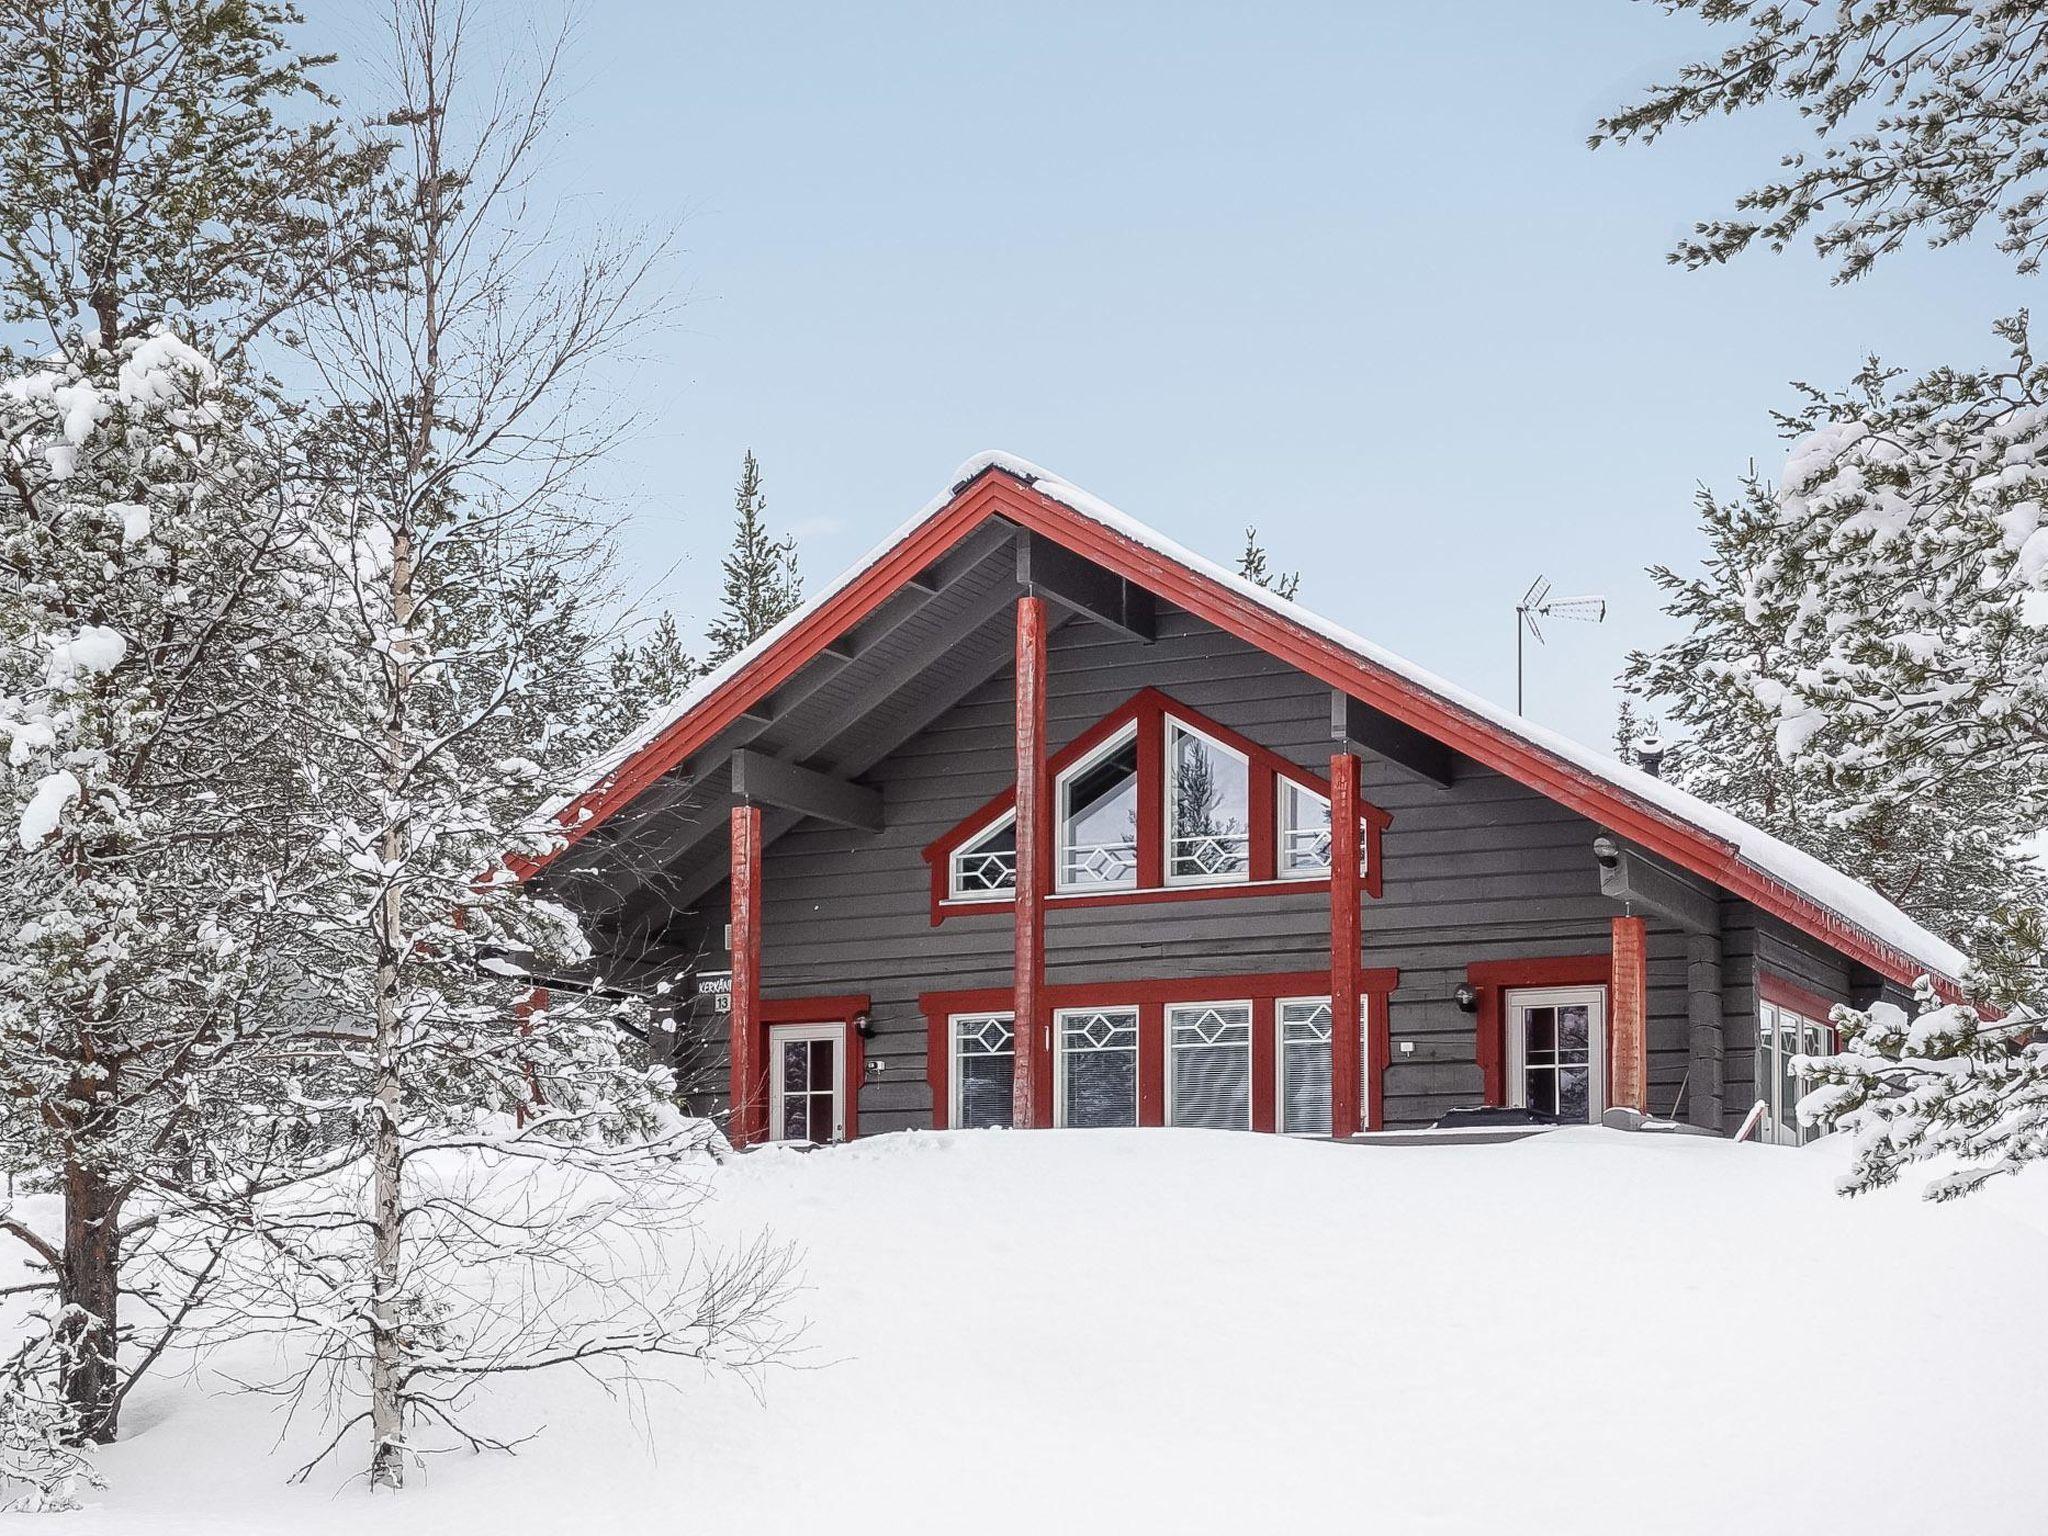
[46,1129,2048,1535]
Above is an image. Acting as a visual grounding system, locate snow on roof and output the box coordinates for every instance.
[570,451,1967,983]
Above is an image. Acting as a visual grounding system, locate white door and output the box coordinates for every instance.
[1505,986,1606,1123]
[768,1023,844,1143]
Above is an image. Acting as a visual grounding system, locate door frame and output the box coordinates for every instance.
[1502,983,1609,1123]
[767,1020,847,1143]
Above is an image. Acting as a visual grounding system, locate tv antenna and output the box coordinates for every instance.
[1515,577,1607,716]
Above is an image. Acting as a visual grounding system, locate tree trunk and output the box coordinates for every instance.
[57,1142,121,1444]
[367,525,413,1491]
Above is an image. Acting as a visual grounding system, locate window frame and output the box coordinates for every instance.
[1756,993,1840,1147]
[1275,994,1338,1137]
[922,688,1391,922]
[1162,714,1254,888]
[1053,1004,1142,1129]
[1502,983,1608,1124]
[947,1009,1017,1130]
[1163,997,1256,1129]
[947,809,1018,902]
[1053,721,1142,895]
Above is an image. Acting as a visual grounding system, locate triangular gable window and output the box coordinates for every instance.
[924,688,1389,921]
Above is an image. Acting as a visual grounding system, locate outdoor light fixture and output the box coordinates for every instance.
[1592,835,1621,871]
[1515,576,1608,715]
[853,1011,876,1040]
[1453,982,1480,1013]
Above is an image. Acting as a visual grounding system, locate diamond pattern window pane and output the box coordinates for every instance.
[951,817,1017,896]
[1059,734,1139,890]
[1168,1003,1251,1129]
[953,1012,1015,1130]
[1058,1008,1138,1128]
[1279,781,1333,876]
[1166,723,1249,881]
[1279,999,1334,1135]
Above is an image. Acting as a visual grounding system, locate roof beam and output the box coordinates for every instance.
[731,748,884,833]
[1332,690,1455,788]
[1594,839,1721,935]
[1018,530,1155,643]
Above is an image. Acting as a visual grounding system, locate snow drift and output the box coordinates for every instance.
[41,1128,2048,1535]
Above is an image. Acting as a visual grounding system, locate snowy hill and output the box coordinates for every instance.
[56,1130,2048,1535]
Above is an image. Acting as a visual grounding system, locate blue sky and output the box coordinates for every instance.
[362,1,2030,749]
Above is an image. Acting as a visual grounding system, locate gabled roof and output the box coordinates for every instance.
[527,452,1966,988]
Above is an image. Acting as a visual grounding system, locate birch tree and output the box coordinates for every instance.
[269,0,790,1488]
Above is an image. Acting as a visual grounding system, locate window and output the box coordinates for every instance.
[1278,781,1332,878]
[1055,1006,1139,1127]
[950,1012,1015,1129]
[924,689,1390,919]
[1056,727,1139,891]
[1277,998,1334,1135]
[949,812,1016,900]
[1757,999,1839,1147]
[1165,719,1250,883]
[1166,1001,1252,1129]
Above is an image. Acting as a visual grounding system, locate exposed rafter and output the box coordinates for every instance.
[1017,529,1155,643]
[731,748,884,833]
[1331,689,1455,788]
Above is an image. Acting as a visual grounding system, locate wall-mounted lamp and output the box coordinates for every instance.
[1592,835,1622,872]
[1453,982,1480,1014]
[853,1011,876,1040]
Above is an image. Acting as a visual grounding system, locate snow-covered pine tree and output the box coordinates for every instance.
[591,610,701,748]
[1625,466,2048,971]
[0,0,382,1487]
[1593,1,2048,281]
[1652,320,2048,1194]
[270,0,790,1488]
[705,450,801,666]
[1237,527,1300,600]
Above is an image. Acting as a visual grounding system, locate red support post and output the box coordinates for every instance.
[1610,915,1649,1114]
[1012,595,1049,1130]
[729,804,764,1147]
[1329,750,1363,1138]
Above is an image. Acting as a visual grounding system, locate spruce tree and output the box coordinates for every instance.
[0,0,381,1479]
[705,451,801,666]
[592,610,701,748]
[1237,526,1300,600]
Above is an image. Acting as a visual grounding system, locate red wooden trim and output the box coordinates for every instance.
[1466,955,1613,1107]
[526,460,1955,995]
[759,993,871,1142]
[924,1009,950,1132]
[1756,971,1844,1023]
[1250,996,1278,1134]
[1610,916,1648,1113]
[728,805,764,1148]
[1138,1000,1165,1127]
[922,684,1391,924]
[1012,596,1049,1131]
[1365,989,1391,1132]
[1134,694,1166,890]
[1329,752,1363,1138]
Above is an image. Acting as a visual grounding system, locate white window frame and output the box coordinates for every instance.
[1163,998,1255,1129]
[948,810,1018,902]
[1162,714,1252,888]
[1054,723,1141,894]
[1504,985,1607,1124]
[948,1010,1016,1129]
[1052,1004,1141,1128]
[1276,779,1333,881]
[766,1021,846,1144]
[1275,994,1339,1136]
[1758,999,1839,1147]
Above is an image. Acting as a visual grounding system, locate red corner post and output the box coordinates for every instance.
[1012,595,1049,1129]
[729,803,765,1147]
[1329,750,1363,1138]
[1610,915,1648,1114]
